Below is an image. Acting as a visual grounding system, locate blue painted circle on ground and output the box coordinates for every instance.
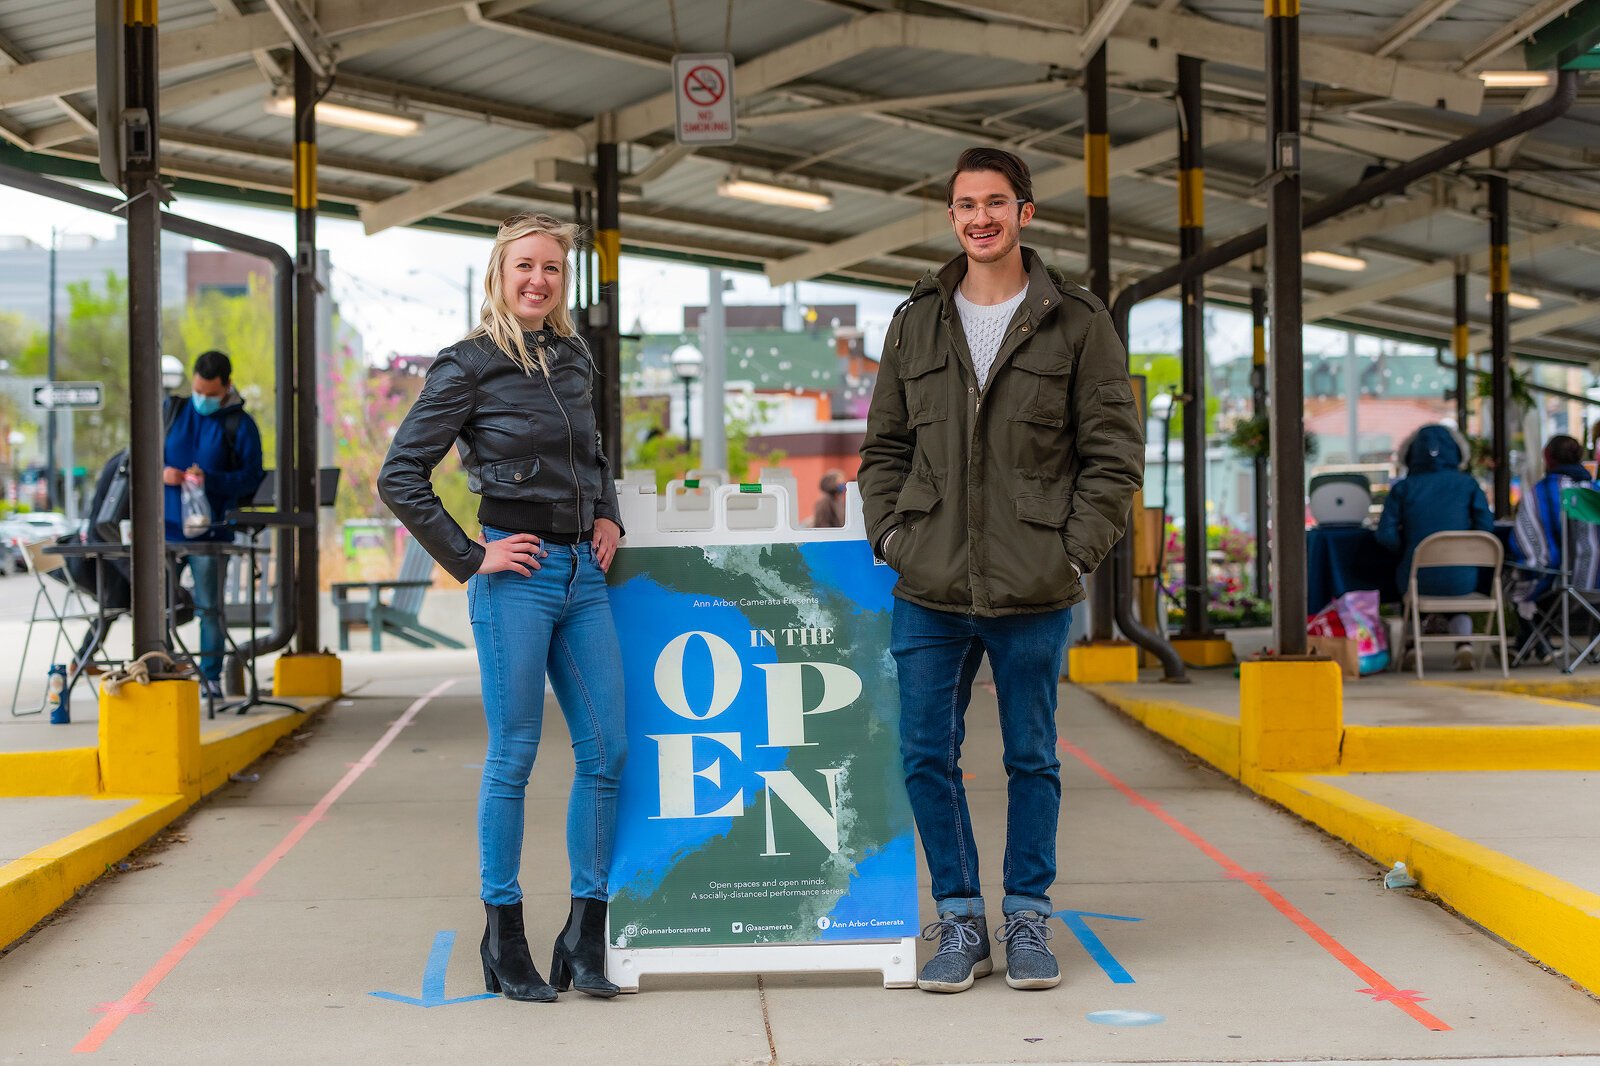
[1086,1010,1166,1027]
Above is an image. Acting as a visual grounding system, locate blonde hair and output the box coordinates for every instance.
[468,212,580,375]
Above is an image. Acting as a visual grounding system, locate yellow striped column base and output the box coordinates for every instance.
[1170,636,1236,667]
[273,653,343,698]
[98,679,202,801]
[1240,658,1342,777]
[1068,643,1140,684]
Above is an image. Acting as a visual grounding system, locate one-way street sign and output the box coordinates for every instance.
[31,382,104,411]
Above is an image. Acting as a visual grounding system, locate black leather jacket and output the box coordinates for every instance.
[378,331,623,583]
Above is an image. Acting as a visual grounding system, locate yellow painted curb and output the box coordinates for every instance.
[1257,772,1600,998]
[0,748,99,797]
[0,795,189,949]
[1342,725,1600,771]
[1083,685,1240,777]
[1068,643,1139,684]
[274,653,343,698]
[1432,676,1600,700]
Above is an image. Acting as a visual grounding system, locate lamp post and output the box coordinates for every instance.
[409,266,476,332]
[670,343,703,452]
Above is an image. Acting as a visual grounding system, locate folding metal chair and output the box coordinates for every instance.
[1400,530,1509,680]
[1556,486,1600,673]
[8,540,119,716]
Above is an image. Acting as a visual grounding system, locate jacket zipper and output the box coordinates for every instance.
[544,363,582,534]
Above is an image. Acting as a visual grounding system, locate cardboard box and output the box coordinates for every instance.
[1306,635,1361,679]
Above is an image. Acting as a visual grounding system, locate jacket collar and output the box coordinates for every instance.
[922,246,1066,326]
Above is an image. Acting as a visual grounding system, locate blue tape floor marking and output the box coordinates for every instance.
[369,930,498,1008]
[1053,908,1143,985]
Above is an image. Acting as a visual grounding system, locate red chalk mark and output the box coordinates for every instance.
[74,679,460,1054]
[1058,737,1450,1032]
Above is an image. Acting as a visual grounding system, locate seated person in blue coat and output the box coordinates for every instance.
[1508,434,1598,638]
[163,350,266,697]
[1376,424,1494,671]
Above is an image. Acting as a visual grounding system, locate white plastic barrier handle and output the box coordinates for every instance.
[711,482,797,535]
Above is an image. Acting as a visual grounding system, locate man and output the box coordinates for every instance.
[164,350,265,698]
[859,147,1143,993]
[812,469,847,528]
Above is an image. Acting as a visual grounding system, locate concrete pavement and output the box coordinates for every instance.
[3,654,1597,1065]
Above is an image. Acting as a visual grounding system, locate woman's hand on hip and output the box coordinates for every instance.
[477,532,544,576]
[593,518,621,572]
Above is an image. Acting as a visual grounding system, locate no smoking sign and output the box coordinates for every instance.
[672,52,736,146]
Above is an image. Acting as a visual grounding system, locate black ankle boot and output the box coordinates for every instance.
[481,901,558,1002]
[549,897,620,998]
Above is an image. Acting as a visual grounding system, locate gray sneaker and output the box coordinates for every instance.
[997,911,1060,989]
[916,913,993,993]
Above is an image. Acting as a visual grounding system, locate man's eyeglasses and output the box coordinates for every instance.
[949,198,1027,222]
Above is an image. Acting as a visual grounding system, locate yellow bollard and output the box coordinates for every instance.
[273,653,343,698]
[1239,659,1343,781]
[99,679,202,799]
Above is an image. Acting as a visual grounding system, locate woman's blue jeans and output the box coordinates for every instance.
[890,598,1072,919]
[468,530,626,906]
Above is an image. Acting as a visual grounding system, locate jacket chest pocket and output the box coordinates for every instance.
[900,349,949,429]
[486,456,540,485]
[1006,347,1073,428]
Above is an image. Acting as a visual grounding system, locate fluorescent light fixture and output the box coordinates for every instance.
[1484,290,1543,310]
[1302,250,1368,272]
[264,94,423,136]
[1478,70,1553,88]
[717,173,832,212]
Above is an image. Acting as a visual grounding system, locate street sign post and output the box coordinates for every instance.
[672,53,736,147]
[31,382,104,412]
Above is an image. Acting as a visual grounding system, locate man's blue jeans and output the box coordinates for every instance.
[180,552,225,682]
[890,598,1072,919]
[468,530,627,906]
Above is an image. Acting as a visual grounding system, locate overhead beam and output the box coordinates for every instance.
[0,0,474,108]
[1468,301,1600,349]
[1302,185,1455,251]
[466,2,673,68]
[765,115,1258,286]
[260,0,335,78]
[1457,0,1585,71]
[1078,0,1137,63]
[360,12,1098,234]
[1304,225,1594,321]
[1374,0,1465,58]
[740,80,1067,127]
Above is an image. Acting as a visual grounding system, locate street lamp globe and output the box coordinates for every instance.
[161,354,185,392]
[670,344,703,381]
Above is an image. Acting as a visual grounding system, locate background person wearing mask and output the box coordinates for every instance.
[812,470,847,528]
[1376,423,1494,670]
[163,350,265,698]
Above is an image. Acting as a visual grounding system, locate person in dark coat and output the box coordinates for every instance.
[1376,424,1494,670]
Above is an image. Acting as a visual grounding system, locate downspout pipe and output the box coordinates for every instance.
[1110,69,1578,679]
[0,162,299,663]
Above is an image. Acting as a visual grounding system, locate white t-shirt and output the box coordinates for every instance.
[954,283,1028,388]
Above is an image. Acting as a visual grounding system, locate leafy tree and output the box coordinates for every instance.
[623,398,786,492]
[169,277,279,465]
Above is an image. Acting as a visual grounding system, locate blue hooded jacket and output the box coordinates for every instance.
[163,388,266,543]
[1375,425,1494,596]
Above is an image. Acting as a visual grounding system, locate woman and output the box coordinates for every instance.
[378,214,626,1003]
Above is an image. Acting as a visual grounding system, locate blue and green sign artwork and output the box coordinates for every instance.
[606,540,917,948]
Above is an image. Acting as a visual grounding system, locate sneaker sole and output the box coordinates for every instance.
[1005,971,1062,990]
[916,956,993,993]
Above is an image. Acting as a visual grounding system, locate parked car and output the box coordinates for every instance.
[0,512,74,573]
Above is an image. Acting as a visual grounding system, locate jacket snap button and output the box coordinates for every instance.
[1021,325,1029,332]
[514,472,523,481]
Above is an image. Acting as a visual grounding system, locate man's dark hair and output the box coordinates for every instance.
[945,147,1034,206]
[193,350,232,383]
[1546,434,1584,468]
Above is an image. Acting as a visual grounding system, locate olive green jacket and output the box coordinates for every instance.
[858,248,1145,616]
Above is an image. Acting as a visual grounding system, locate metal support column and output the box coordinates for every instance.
[1488,174,1511,518]
[1454,266,1470,432]
[293,51,320,651]
[123,0,167,658]
[1177,54,1210,638]
[701,268,727,474]
[1250,279,1269,600]
[594,122,623,470]
[1085,43,1116,642]
[1266,0,1307,655]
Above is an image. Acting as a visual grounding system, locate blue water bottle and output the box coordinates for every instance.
[46,663,70,724]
